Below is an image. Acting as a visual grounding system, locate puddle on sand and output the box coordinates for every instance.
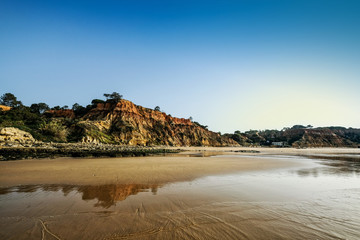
[0,154,360,240]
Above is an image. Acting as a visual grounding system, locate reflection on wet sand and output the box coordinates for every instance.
[296,155,360,177]
[0,183,161,208]
[305,154,360,162]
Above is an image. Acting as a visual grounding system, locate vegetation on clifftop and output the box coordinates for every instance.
[0,92,127,143]
[224,125,360,148]
[0,92,235,146]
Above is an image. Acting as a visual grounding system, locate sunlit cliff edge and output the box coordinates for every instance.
[53,99,237,146]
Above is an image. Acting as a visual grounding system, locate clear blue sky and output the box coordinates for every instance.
[1,0,359,132]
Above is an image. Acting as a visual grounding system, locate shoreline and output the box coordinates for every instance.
[1,142,359,162]
[0,152,300,187]
[2,147,358,187]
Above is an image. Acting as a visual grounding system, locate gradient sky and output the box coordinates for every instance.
[1,0,359,133]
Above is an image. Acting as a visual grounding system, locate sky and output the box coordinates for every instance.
[1,0,359,133]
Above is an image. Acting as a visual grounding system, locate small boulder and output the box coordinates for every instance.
[0,127,36,145]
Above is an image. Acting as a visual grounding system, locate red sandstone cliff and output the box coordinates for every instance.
[68,99,238,146]
[46,109,75,119]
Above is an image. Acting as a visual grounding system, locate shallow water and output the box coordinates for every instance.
[0,154,359,239]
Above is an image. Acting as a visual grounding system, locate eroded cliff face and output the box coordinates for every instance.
[290,128,352,148]
[75,100,237,146]
[46,109,75,119]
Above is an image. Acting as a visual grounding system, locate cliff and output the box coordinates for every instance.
[288,128,354,148]
[3,94,358,148]
[227,127,360,147]
[73,100,237,146]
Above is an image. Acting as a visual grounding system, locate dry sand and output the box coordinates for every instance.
[1,147,359,187]
[0,152,288,187]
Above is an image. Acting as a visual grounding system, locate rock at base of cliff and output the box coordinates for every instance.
[0,127,36,145]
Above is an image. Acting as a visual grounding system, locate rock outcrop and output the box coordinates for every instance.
[0,127,36,145]
[0,143,180,161]
[46,109,75,119]
[0,105,11,112]
[75,100,237,146]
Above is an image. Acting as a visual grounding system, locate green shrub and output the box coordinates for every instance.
[86,129,114,144]
[39,121,68,142]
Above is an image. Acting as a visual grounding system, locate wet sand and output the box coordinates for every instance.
[1,147,360,239]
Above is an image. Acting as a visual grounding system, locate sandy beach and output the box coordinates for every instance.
[1,147,359,187]
[1,147,359,240]
[0,148,296,187]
